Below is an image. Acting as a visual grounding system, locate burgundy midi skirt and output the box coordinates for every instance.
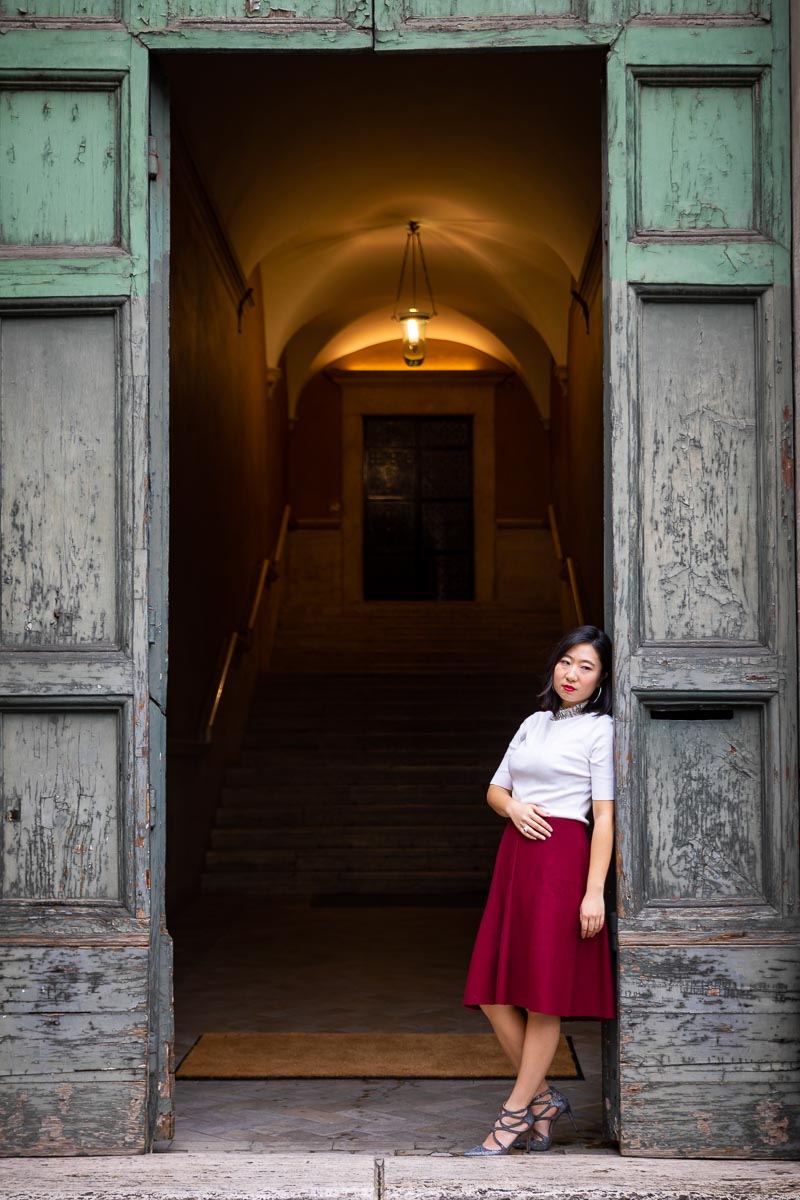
[463,817,616,1019]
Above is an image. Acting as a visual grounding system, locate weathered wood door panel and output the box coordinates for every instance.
[0,31,165,1154]
[606,16,798,1156]
[132,0,371,50]
[0,0,371,50]
[0,0,119,17]
[375,0,620,50]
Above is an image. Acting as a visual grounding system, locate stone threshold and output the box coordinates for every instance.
[3,1152,800,1200]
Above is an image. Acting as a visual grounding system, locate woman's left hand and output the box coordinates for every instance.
[579,889,605,939]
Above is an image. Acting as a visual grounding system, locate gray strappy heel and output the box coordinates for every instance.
[515,1085,578,1152]
[464,1102,535,1156]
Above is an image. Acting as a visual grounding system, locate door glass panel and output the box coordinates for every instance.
[364,448,415,498]
[365,500,415,549]
[421,501,472,553]
[421,449,472,499]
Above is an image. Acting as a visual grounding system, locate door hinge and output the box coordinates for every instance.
[148,605,158,645]
[149,785,157,830]
[148,136,159,181]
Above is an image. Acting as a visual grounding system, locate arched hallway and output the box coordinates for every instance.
[160,47,610,1153]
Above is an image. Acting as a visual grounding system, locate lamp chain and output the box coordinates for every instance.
[392,220,436,320]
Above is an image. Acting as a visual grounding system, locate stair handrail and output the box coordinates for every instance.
[244,504,290,635]
[203,504,291,745]
[547,503,585,627]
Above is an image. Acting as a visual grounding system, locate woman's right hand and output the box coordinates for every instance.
[507,799,552,840]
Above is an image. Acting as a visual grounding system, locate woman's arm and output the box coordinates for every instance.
[579,799,614,939]
[487,784,553,840]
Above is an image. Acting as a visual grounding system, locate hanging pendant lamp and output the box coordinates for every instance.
[392,220,437,367]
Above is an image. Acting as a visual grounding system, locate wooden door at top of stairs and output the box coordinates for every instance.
[0,32,172,1155]
[363,415,475,601]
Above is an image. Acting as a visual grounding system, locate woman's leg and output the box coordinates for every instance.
[479,1003,526,1070]
[477,1010,562,1150]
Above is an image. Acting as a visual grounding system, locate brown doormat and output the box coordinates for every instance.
[176,1032,581,1080]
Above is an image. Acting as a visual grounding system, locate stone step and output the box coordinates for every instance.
[267,629,549,640]
[241,719,512,734]
[243,713,521,729]
[210,825,501,850]
[242,710,521,727]
[201,606,554,896]
[237,749,500,769]
[266,659,540,675]
[249,683,535,702]
[223,765,493,787]
[200,867,492,895]
[243,711,527,729]
[269,643,552,652]
[204,842,498,870]
[253,671,537,685]
[215,804,498,828]
[218,785,492,807]
[220,780,488,802]
[274,603,554,619]
[249,697,531,707]
[241,724,510,744]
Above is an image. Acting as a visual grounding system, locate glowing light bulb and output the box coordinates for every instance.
[399,307,430,367]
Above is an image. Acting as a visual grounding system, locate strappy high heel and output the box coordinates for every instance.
[464,1102,534,1156]
[518,1085,578,1152]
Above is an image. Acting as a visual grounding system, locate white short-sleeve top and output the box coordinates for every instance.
[490,710,614,826]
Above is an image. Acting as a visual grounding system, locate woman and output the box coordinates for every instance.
[462,625,615,1155]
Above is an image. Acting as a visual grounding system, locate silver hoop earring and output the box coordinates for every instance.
[592,685,603,703]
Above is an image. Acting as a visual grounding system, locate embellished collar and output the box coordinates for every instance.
[553,699,589,721]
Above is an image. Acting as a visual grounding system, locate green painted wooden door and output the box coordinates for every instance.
[0,31,172,1153]
[605,13,797,1156]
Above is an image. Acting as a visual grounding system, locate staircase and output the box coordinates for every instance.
[201,604,562,898]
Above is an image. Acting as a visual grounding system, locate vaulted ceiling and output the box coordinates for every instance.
[165,49,603,420]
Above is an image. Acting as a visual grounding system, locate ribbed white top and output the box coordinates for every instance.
[490,710,615,826]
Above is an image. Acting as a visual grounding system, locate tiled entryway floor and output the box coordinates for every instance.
[168,897,611,1155]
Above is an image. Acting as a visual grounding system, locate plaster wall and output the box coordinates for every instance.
[551,227,604,627]
[165,132,288,913]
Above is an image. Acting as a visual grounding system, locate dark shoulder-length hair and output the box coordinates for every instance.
[537,625,613,718]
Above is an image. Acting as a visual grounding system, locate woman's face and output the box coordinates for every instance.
[553,641,604,708]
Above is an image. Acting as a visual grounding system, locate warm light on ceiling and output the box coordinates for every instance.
[392,221,436,367]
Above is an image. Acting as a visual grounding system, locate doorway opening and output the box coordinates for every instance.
[159,46,609,1153]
